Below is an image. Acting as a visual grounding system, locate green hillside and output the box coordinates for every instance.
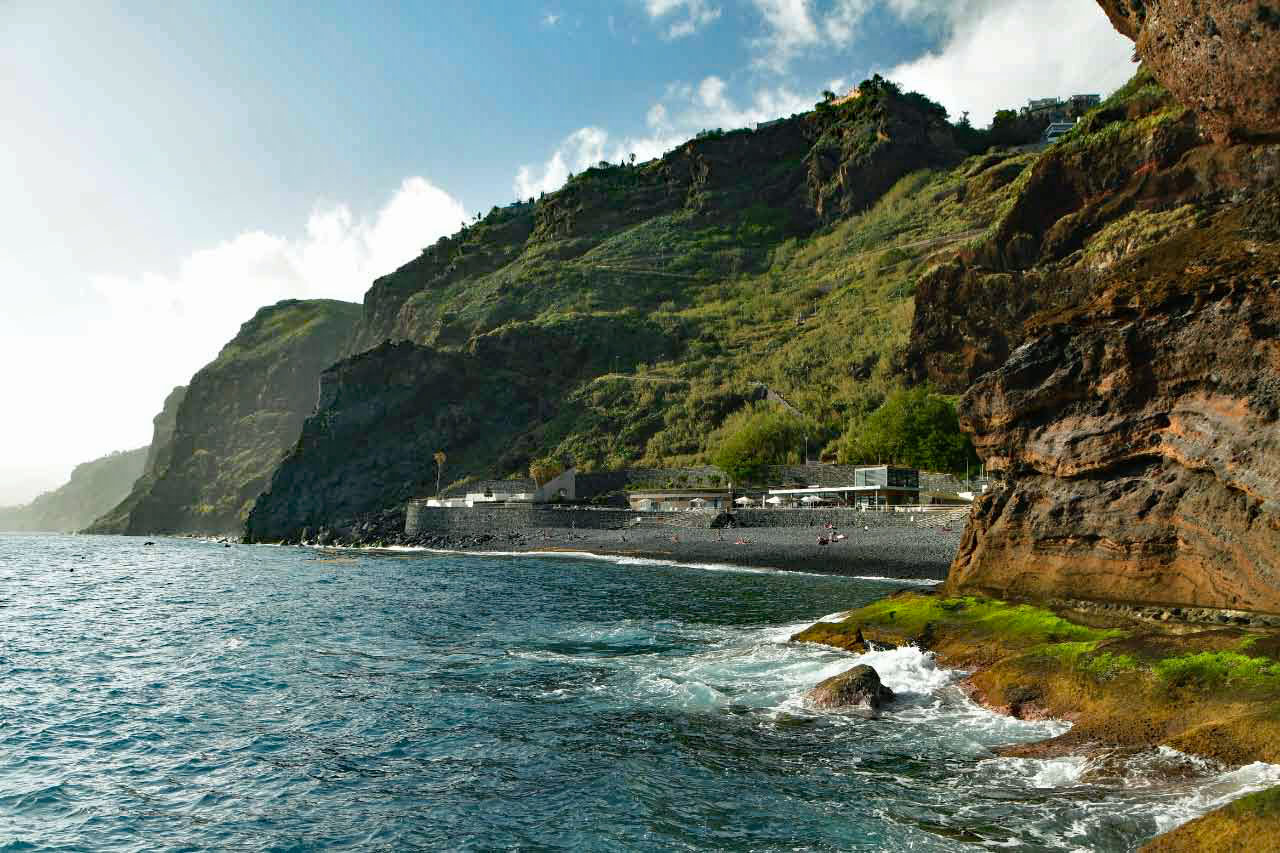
[357,79,1032,471]
[248,79,1035,540]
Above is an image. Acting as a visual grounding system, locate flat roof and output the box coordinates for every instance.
[767,485,920,495]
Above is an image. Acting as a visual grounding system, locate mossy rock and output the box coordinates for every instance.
[1140,785,1280,852]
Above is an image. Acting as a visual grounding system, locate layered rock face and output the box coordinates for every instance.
[912,8,1280,614]
[952,272,1280,613]
[1097,0,1280,142]
[95,300,359,536]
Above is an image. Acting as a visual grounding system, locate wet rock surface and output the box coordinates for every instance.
[807,664,895,710]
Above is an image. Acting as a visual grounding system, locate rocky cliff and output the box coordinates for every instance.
[93,300,360,536]
[0,447,148,532]
[911,5,1280,614]
[85,384,186,533]
[1096,0,1280,143]
[247,83,1027,542]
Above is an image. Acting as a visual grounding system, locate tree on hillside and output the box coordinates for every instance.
[434,451,446,497]
[836,387,977,474]
[530,458,565,488]
[711,405,808,484]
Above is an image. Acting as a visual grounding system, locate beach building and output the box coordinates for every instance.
[426,468,576,507]
[752,117,786,131]
[767,465,920,508]
[626,489,732,512]
[1042,121,1076,144]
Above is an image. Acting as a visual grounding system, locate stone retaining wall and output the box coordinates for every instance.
[404,503,944,535]
[405,504,637,536]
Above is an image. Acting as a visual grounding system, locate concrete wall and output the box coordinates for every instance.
[405,503,637,536]
[404,502,946,535]
[733,508,927,528]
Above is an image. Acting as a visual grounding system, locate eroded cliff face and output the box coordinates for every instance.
[1096,0,1280,143]
[94,300,360,536]
[913,7,1280,614]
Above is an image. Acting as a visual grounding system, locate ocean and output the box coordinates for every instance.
[1,534,1276,851]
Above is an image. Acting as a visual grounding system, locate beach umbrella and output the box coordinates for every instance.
[765,496,784,505]
[800,495,825,504]
[734,496,754,506]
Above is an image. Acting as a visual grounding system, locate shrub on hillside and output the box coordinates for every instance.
[837,387,977,474]
[711,404,809,484]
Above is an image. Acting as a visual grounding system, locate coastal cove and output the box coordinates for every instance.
[3,533,1277,852]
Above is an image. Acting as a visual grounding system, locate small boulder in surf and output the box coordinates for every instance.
[807,664,895,710]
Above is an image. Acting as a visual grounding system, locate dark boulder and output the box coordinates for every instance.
[807,664,895,710]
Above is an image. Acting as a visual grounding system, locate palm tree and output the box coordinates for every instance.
[434,451,446,497]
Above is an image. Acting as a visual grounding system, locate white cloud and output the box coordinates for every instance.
[740,0,1133,114]
[542,12,560,26]
[884,0,1135,126]
[0,178,467,496]
[512,77,814,198]
[750,0,821,71]
[824,0,873,44]
[513,127,611,199]
[645,0,722,39]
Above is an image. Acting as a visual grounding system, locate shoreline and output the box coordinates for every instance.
[793,590,1280,850]
[390,523,963,581]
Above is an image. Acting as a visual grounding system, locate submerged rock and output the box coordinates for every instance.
[807,664,895,710]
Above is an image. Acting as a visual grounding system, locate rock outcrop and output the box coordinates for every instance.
[1097,0,1280,143]
[807,664,895,710]
[909,8,1280,614]
[0,446,148,532]
[245,314,680,542]
[92,300,359,536]
[346,81,965,356]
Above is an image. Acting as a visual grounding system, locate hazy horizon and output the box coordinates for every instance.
[0,0,1134,504]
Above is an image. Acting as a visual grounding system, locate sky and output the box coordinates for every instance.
[0,0,1136,504]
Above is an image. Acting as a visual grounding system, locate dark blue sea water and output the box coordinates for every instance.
[2,534,1276,852]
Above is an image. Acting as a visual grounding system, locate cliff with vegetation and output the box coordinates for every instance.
[245,82,1025,541]
[92,300,359,536]
[795,6,1280,845]
[909,4,1280,616]
[0,447,148,532]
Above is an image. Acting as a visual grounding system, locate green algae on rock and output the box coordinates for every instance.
[792,592,1280,765]
[1139,785,1280,852]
